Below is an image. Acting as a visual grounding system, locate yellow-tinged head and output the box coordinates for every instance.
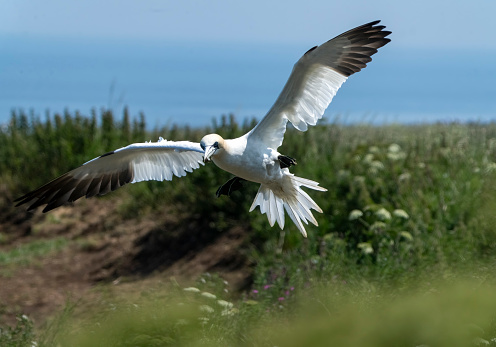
[200,134,225,162]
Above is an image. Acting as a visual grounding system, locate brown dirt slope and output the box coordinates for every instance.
[0,198,252,327]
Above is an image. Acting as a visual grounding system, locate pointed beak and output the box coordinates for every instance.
[203,145,216,163]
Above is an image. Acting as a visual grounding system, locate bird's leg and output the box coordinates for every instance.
[216,176,245,198]
[278,155,297,169]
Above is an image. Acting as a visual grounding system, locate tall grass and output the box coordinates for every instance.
[250,122,496,289]
[40,277,496,346]
[2,109,496,345]
[0,107,146,192]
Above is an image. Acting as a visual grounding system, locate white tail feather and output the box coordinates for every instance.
[249,174,327,237]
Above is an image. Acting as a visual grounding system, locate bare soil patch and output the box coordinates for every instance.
[0,198,252,327]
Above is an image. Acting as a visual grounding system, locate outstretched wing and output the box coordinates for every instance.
[248,20,391,149]
[15,138,205,212]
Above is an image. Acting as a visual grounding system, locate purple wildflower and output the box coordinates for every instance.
[253,289,259,294]
[264,285,271,290]
[278,297,285,301]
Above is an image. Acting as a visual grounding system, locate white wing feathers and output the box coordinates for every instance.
[15,139,204,212]
[250,66,346,149]
[85,139,205,183]
[248,20,391,150]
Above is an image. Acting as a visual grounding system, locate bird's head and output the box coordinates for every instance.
[200,134,225,163]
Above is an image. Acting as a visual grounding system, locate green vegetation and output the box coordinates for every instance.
[0,315,35,347]
[0,237,67,267]
[2,108,496,346]
[49,279,496,347]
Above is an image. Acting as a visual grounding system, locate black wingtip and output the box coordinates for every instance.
[14,193,28,203]
[42,204,57,213]
[14,194,33,207]
[304,46,318,55]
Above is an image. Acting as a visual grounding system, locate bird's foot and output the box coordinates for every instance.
[216,176,245,198]
[278,155,297,169]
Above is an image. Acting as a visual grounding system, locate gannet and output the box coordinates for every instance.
[15,20,391,236]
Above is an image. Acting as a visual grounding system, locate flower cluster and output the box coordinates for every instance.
[348,204,412,256]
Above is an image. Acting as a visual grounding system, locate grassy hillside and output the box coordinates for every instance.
[2,108,496,346]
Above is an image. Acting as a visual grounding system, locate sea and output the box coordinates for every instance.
[1,35,495,128]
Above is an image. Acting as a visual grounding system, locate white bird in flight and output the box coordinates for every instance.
[16,20,391,237]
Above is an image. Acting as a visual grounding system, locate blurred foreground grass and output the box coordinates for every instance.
[33,277,496,346]
[2,108,496,346]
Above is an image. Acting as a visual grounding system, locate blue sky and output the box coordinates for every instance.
[1,0,496,126]
[3,0,496,48]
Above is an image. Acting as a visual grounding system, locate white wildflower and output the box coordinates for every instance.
[175,319,188,327]
[398,172,411,182]
[183,287,200,293]
[370,221,387,233]
[387,151,406,161]
[199,305,214,313]
[485,162,496,173]
[357,242,374,254]
[198,317,210,325]
[348,209,363,221]
[363,205,374,212]
[369,146,380,154]
[353,176,366,185]
[201,292,217,300]
[217,300,233,309]
[375,208,391,221]
[393,209,409,219]
[440,148,451,158]
[363,153,374,164]
[399,231,413,241]
[221,308,239,316]
[388,143,401,153]
[370,160,384,170]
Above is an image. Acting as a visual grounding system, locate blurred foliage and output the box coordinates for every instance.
[0,315,35,347]
[35,276,496,347]
[0,107,146,192]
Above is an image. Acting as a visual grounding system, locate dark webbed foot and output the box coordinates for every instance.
[278,155,297,169]
[216,176,245,198]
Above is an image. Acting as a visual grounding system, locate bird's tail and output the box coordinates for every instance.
[249,174,327,237]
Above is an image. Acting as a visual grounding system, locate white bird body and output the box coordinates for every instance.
[212,135,276,184]
[15,21,391,237]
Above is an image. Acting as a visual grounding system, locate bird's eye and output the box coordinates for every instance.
[213,141,219,149]
[200,143,205,150]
